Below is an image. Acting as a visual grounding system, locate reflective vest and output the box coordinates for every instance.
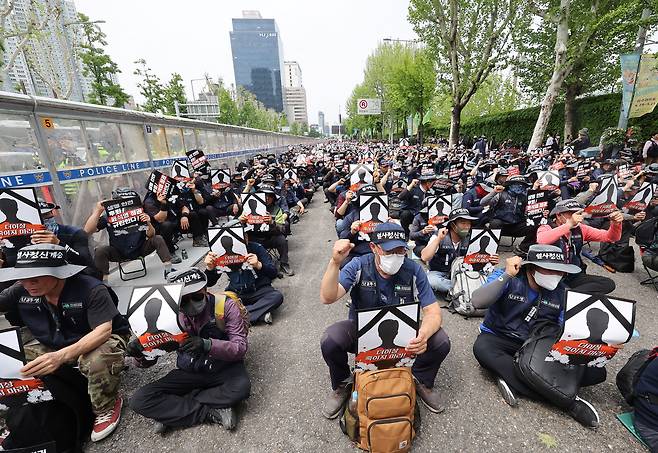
[428,234,469,273]
[482,273,564,342]
[16,274,129,350]
[348,254,419,320]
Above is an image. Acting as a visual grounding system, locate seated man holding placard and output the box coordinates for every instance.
[471,245,609,428]
[535,199,623,294]
[319,222,451,418]
[0,244,130,442]
[84,192,175,281]
[129,269,251,433]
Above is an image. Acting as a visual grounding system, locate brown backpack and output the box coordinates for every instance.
[340,367,419,453]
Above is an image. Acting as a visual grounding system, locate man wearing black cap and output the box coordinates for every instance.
[471,245,608,428]
[536,198,623,293]
[398,173,436,236]
[480,175,533,238]
[0,244,130,441]
[320,222,451,418]
[421,209,498,294]
[129,269,251,433]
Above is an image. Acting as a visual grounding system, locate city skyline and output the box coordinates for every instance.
[72,0,416,125]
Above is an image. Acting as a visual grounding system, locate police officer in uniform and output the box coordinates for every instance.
[0,244,130,442]
[319,222,451,418]
[471,244,606,428]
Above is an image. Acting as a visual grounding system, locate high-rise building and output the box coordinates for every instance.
[283,61,308,124]
[1,0,93,101]
[318,111,326,135]
[230,11,285,112]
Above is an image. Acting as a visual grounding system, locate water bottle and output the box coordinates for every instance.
[348,390,358,416]
[181,249,188,260]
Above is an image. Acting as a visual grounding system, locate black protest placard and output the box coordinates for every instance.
[186,149,210,175]
[127,284,187,359]
[537,170,560,191]
[390,180,407,193]
[547,291,636,367]
[358,193,388,240]
[102,197,146,236]
[147,170,179,199]
[283,168,298,181]
[624,182,655,213]
[209,223,248,269]
[0,327,47,408]
[170,160,191,182]
[464,228,501,271]
[0,189,44,246]
[427,194,453,226]
[448,162,462,179]
[240,193,269,232]
[526,190,549,224]
[211,169,231,190]
[617,163,632,180]
[576,161,592,178]
[585,174,619,217]
[3,442,57,453]
[356,303,420,371]
[349,164,374,191]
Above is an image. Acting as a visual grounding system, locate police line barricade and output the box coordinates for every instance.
[0,146,290,190]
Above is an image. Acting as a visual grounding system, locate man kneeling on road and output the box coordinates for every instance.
[319,222,451,418]
[129,269,251,433]
[0,244,130,442]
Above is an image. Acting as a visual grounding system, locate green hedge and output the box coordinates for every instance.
[430,92,658,144]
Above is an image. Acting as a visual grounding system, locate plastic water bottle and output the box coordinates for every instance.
[348,390,358,416]
[181,249,188,260]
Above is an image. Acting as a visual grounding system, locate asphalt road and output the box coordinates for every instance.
[89,202,655,453]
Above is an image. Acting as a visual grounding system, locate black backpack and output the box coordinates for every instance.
[597,243,635,273]
[616,347,658,406]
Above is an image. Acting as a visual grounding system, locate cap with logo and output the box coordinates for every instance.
[166,268,207,296]
[0,244,86,282]
[38,200,61,214]
[371,222,408,251]
[520,244,581,273]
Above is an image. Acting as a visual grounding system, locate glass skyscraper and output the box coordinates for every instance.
[230,12,285,113]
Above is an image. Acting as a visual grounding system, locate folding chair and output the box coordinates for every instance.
[118,257,147,281]
[633,217,658,291]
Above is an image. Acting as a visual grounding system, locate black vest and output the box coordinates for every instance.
[17,275,129,350]
[428,234,469,273]
[551,223,585,273]
[349,255,418,320]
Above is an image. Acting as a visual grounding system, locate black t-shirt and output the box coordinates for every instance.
[97,216,146,259]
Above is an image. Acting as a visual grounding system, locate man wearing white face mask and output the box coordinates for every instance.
[471,244,607,428]
[319,222,451,419]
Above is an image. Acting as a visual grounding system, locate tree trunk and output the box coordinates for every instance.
[563,83,578,141]
[418,108,424,144]
[449,105,461,148]
[529,0,571,149]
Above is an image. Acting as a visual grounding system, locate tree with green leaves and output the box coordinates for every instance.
[386,47,437,143]
[133,59,166,113]
[216,81,240,125]
[77,13,128,107]
[409,0,523,147]
[163,72,186,115]
[526,0,657,148]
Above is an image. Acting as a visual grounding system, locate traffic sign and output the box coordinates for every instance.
[357,98,382,115]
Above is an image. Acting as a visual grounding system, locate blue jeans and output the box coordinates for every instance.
[427,270,452,293]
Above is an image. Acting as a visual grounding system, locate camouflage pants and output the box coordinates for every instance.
[24,334,128,414]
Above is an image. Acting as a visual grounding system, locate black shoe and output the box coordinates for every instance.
[568,396,599,428]
[280,263,295,276]
[496,378,518,407]
[154,422,168,434]
[164,268,176,279]
[170,253,182,264]
[206,407,237,430]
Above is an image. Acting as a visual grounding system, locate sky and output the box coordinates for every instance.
[74,0,417,125]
